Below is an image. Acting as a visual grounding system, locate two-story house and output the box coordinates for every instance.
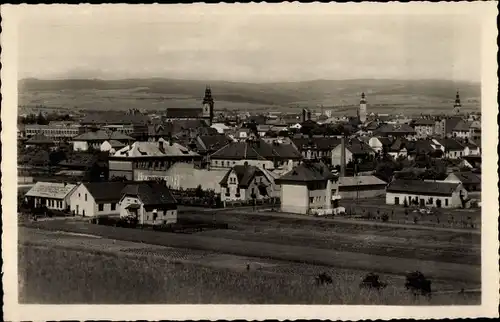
[209,138,302,171]
[219,164,276,202]
[275,161,337,215]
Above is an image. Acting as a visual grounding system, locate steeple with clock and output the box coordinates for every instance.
[202,86,215,125]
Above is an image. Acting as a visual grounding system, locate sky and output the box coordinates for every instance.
[16,4,482,83]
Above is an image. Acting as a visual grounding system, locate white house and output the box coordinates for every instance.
[69,181,130,217]
[368,137,393,154]
[100,140,126,154]
[336,175,387,199]
[219,164,277,202]
[119,181,178,225]
[432,138,466,159]
[24,181,77,211]
[331,140,375,166]
[275,161,336,215]
[211,123,231,134]
[386,179,468,208]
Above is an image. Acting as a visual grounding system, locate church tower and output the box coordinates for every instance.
[453,91,462,115]
[202,86,215,125]
[358,92,367,124]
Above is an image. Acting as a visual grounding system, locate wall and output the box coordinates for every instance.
[280,184,309,214]
[445,149,465,159]
[119,195,144,221]
[338,185,386,199]
[109,160,134,180]
[385,191,462,208]
[210,159,275,170]
[368,137,383,153]
[331,145,353,166]
[119,195,177,225]
[142,208,177,225]
[135,163,227,192]
[69,184,97,217]
[73,141,89,151]
[415,125,434,138]
[221,173,273,202]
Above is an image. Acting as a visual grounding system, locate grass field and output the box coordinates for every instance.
[21,216,480,285]
[19,228,479,304]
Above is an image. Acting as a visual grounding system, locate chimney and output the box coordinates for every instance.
[307,110,312,121]
[302,109,307,123]
[340,137,346,177]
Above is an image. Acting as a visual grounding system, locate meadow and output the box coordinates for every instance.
[19,229,479,305]
[21,214,481,285]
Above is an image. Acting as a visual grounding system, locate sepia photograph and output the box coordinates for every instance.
[2,2,499,320]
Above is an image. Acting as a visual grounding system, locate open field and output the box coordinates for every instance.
[21,212,480,285]
[19,78,481,114]
[338,197,481,228]
[19,228,479,304]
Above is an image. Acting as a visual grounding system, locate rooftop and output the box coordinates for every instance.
[386,179,460,196]
[220,165,265,188]
[276,161,336,184]
[121,181,177,206]
[338,175,387,187]
[73,130,134,142]
[25,181,77,199]
[211,138,302,161]
[113,139,199,158]
[83,181,132,202]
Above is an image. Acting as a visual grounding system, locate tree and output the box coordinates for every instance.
[36,112,49,125]
[49,149,67,166]
[195,184,204,198]
[374,160,398,182]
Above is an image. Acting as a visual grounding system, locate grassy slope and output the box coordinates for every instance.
[18,78,481,114]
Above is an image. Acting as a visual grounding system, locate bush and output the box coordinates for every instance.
[381,214,389,222]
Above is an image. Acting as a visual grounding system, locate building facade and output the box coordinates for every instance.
[386,179,468,208]
[275,161,335,215]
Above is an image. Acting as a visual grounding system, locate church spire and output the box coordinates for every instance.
[203,85,213,105]
[453,90,462,115]
[360,92,366,104]
[455,90,461,105]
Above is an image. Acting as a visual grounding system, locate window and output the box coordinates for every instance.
[98,204,104,211]
[445,199,449,206]
[85,194,87,201]
[309,197,314,203]
[78,193,81,198]
[395,197,400,205]
[111,203,116,211]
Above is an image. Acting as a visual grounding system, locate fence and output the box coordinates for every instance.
[170,188,223,208]
[223,197,281,208]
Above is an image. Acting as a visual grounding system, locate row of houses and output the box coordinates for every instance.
[24,181,178,225]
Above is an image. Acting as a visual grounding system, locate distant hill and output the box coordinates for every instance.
[18,78,481,114]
